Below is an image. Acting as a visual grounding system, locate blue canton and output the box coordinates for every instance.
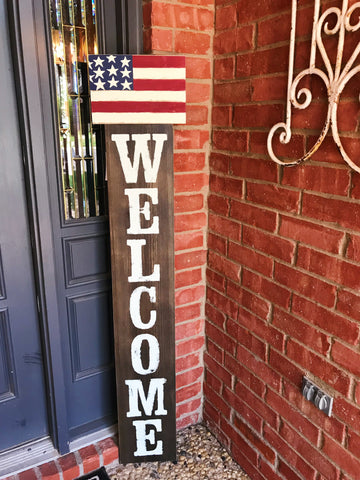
[88,54,134,91]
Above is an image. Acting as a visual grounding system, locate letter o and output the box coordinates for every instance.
[131,334,160,375]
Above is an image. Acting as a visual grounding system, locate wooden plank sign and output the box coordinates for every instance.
[106,124,176,463]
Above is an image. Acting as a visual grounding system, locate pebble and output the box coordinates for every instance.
[108,424,250,479]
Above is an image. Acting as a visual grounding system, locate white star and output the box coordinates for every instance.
[121,67,131,78]
[94,67,104,78]
[107,65,118,76]
[95,78,105,90]
[94,56,104,67]
[107,54,116,63]
[121,79,132,90]
[108,77,119,88]
[121,56,131,67]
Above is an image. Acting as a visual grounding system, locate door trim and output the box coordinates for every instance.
[5,0,143,455]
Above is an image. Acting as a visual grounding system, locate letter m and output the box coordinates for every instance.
[111,133,167,184]
[125,378,167,417]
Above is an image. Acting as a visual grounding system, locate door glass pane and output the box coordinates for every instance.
[49,0,107,220]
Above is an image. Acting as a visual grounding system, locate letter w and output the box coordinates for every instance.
[125,378,167,417]
[111,133,167,184]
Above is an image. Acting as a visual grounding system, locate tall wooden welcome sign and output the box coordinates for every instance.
[88,54,186,463]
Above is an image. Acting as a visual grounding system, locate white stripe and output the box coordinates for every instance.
[91,90,186,102]
[133,67,186,80]
[92,112,186,124]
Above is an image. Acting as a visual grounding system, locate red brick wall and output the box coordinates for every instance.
[142,0,214,429]
[205,1,360,479]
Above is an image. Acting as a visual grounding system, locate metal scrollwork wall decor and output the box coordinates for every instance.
[267,0,360,173]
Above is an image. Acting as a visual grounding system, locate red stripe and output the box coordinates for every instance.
[133,79,186,91]
[132,55,186,68]
[92,101,186,113]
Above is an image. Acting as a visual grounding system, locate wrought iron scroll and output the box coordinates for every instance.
[267,0,360,173]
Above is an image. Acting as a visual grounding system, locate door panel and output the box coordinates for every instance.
[0,0,49,450]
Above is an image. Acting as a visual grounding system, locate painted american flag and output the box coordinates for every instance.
[88,54,186,124]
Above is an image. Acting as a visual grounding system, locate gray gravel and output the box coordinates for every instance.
[108,424,250,479]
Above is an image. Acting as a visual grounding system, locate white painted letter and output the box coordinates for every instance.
[131,334,160,375]
[111,133,167,183]
[130,286,157,330]
[132,419,163,456]
[125,188,159,234]
[125,378,167,417]
[127,239,160,282]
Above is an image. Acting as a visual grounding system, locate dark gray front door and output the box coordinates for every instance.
[0,0,48,451]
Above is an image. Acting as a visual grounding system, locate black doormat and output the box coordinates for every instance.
[75,466,111,480]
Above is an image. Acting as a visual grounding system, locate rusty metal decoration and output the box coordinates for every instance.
[267,0,360,173]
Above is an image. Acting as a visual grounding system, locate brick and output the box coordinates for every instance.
[264,424,317,480]
[242,269,291,309]
[230,200,277,232]
[233,103,284,129]
[251,131,305,159]
[280,422,337,479]
[272,307,331,356]
[186,105,209,125]
[213,129,248,152]
[174,4,214,31]
[279,215,344,254]
[286,339,351,395]
[236,0,289,22]
[175,249,206,270]
[176,397,202,418]
[175,231,204,251]
[332,341,360,377]
[213,80,251,104]
[246,182,300,213]
[238,307,283,348]
[185,57,211,79]
[175,285,205,306]
[174,129,209,149]
[236,344,281,391]
[203,383,231,418]
[176,318,203,341]
[177,381,202,404]
[214,57,235,80]
[274,262,336,308]
[215,3,237,30]
[175,193,204,212]
[269,348,304,386]
[233,382,278,428]
[227,319,266,360]
[174,212,207,232]
[208,251,240,281]
[174,173,208,193]
[323,435,360,479]
[175,303,201,323]
[207,286,238,319]
[175,31,211,54]
[175,267,202,289]
[346,233,360,262]
[176,335,204,357]
[208,231,227,254]
[150,28,173,52]
[233,415,276,464]
[337,289,360,323]
[207,267,226,292]
[150,2,176,27]
[97,438,118,465]
[212,106,232,126]
[206,302,226,328]
[176,355,201,377]
[258,12,292,46]
[221,417,259,465]
[252,75,288,102]
[230,156,278,183]
[206,368,222,393]
[206,321,237,356]
[230,285,271,320]
[38,461,60,480]
[58,453,80,480]
[208,213,241,242]
[207,338,223,364]
[281,164,350,196]
[79,445,100,474]
[243,225,296,263]
[348,429,360,457]
[333,398,360,433]
[302,192,360,232]
[210,173,243,199]
[174,152,206,173]
[223,387,263,432]
[208,193,229,216]
[209,152,230,174]
[297,244,360,292]
[236,46,289,78]
[19,470,38,480]
[176,412,201,430]
[226,353,266,399]
[228,241,273,276]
